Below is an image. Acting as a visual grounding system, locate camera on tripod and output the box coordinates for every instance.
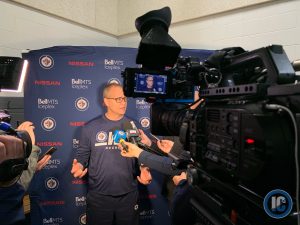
[122,6,300,225]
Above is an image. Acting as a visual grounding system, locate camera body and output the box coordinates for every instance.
[147,45,299,224]
[124,6,300,225]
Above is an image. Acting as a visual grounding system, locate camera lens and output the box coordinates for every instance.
[150,102,187,136]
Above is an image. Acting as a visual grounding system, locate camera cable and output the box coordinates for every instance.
[265,103,299,225]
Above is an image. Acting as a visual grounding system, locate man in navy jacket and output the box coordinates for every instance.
[71,83,152,225]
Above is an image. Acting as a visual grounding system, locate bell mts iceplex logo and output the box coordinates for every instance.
[104,59,123,70]
[38,98,59,110]
[71,78,92,90]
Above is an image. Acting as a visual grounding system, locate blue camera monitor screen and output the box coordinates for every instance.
[134,73,167,94]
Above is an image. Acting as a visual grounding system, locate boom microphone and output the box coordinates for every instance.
[113,130,128,152]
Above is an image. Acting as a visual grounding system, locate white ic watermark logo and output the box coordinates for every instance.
[263,189,293,219]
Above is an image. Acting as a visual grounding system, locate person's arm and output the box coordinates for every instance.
[139,151,181,176]
[119,141,181,176]
[17,121,39,190]
[18,145,40,190]
[137,166,152,185]
[156,140,174,154]
[16,121,52,190]
[138,129,152,147]
[71,126,90,178]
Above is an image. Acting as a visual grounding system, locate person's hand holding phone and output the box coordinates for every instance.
[36,154,51,171]
[37,147,57,171]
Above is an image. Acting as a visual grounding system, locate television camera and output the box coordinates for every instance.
[0,111,32,187]
[122,6,300,225]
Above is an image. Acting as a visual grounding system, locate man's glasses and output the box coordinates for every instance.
[106,97,127,103]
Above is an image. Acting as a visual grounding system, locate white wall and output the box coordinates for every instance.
[12,0,119,35]
[119,0,300,61]
[117,0,275,35]
[11,0,274,36]
[1,0,299,97]
[0,0,117,97]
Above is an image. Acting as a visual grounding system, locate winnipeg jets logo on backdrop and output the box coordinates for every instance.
[107,78,121,84]
[79,213,86,225]
[41,117,56,131]
[45,177,59,191]
[39,55,54,69]
[140,117,150,128]
[75,97,89,111]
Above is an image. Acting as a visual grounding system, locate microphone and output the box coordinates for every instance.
[113,130,128,152]
[126,129,141,145]
[126,121,143,145]
[0,121,17,135]
[125,120,165,156]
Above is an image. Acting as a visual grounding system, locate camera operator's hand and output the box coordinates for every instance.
[0,135,24,161]
[71,159,88,178]
[172,171,187,186]
[189,90,204,110]
[17,121,35,145]
[157,140,174,154]
[117,141,143,158]
[138,129,152,147]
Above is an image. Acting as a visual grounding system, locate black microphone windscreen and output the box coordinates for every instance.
[123,120,133,131]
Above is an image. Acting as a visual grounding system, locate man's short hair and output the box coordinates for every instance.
[146,75,153,80]
[103,83,123,98]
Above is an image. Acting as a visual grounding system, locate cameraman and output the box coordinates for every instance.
[0,121,51,225]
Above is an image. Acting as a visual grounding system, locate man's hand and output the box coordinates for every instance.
[118,141,143,158]
[137,166,152,185]
[0,135,24,163]
[172,171,187,186]
[17,121,35,145]
[138,129,152,147]
[157,140,174,154]
[36,155,52,171]
[71,159,87,178]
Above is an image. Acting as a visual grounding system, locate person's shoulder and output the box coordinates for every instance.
[84,115,105,128]
[123,115,139,124]
[123,115,135,121]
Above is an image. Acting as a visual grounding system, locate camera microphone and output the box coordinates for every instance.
[0,121,17,135]
[113,130,128,152]
[122,120,142,145]
[126,129,141,145]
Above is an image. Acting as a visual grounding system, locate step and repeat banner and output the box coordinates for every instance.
[23,46,212,225]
